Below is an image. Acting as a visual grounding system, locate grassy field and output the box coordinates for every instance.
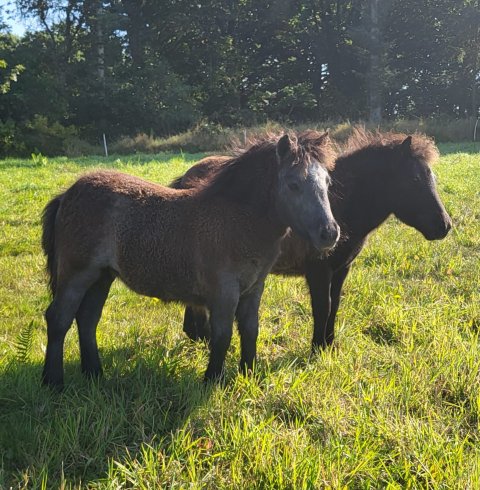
[0,144,479,488]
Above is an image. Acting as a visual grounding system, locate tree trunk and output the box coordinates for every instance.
[368,0,382,124]
[124,0,145,69]
[472,29,479,117]
[95,2,106,132]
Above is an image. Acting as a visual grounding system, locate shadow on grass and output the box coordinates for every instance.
[0,345,213,488]
[362,323,400,346]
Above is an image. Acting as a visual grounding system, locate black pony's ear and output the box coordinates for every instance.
[306,130,329,146]
[277,134,293,159]
[318,130,330,145]
[401,135,413,152]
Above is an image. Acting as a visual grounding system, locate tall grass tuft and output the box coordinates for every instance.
[111,118,478,155]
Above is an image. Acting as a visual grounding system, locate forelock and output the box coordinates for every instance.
[295,130,336,171]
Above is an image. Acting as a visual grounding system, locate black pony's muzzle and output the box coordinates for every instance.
[423,215,452,240]
[310,221,340,251]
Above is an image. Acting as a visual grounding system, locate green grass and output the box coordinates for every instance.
[0,145,479,488]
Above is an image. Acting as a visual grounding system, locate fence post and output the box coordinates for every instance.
[103,133,108,157]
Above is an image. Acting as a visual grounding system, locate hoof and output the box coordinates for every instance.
[82,367,103,380]
[41,375,64,391]
[311,340,336,356]
[239,360,256,377]
[203,369,226,385]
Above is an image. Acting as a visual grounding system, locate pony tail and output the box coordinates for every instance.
[41,195,62,295]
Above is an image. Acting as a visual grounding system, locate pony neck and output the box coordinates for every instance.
[331,147,394,236]
[200,146,285,228]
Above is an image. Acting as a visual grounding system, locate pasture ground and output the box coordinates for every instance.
[0,144,479,488]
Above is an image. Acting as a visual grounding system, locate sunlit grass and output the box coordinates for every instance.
[0,146,479,488]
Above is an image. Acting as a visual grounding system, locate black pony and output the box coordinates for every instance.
[177,129,452,349]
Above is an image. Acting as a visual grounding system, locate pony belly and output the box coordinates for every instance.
[118,266,205,305]
[143,288,205,306]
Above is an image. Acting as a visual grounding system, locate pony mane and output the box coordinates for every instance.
[339,126,439,165]
[230,130,336,170]
[196,139,276,203]
[198,130,335,204]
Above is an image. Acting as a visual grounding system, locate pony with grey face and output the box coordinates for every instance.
[41,131,339,387]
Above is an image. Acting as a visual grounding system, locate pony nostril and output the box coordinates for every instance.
[311,222,339,251]
[320,223,339,243]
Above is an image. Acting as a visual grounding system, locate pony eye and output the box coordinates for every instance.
[288,182,300,192]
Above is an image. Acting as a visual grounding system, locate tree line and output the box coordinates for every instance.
[0,0,479,154]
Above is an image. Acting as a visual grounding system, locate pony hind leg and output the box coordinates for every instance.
[42,269,100,388]
[183,306,210,342]
[76,271,114,379]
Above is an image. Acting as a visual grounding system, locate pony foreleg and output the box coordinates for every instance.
[204,293,238,382]
[324,266,350,346]
[306,264,333,351]
[236,283,264,375]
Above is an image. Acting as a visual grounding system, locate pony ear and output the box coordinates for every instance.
[277,134,293,159]
[317,130,330,145]
[401,136,412,152]
[307,130,329,146]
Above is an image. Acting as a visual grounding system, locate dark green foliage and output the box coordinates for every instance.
[14,321,35,364]
[0,0,478,156]
[384,0,480,118]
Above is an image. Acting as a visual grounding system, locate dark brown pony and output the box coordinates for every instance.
[41,131,340,387]
[177,129,452,349]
